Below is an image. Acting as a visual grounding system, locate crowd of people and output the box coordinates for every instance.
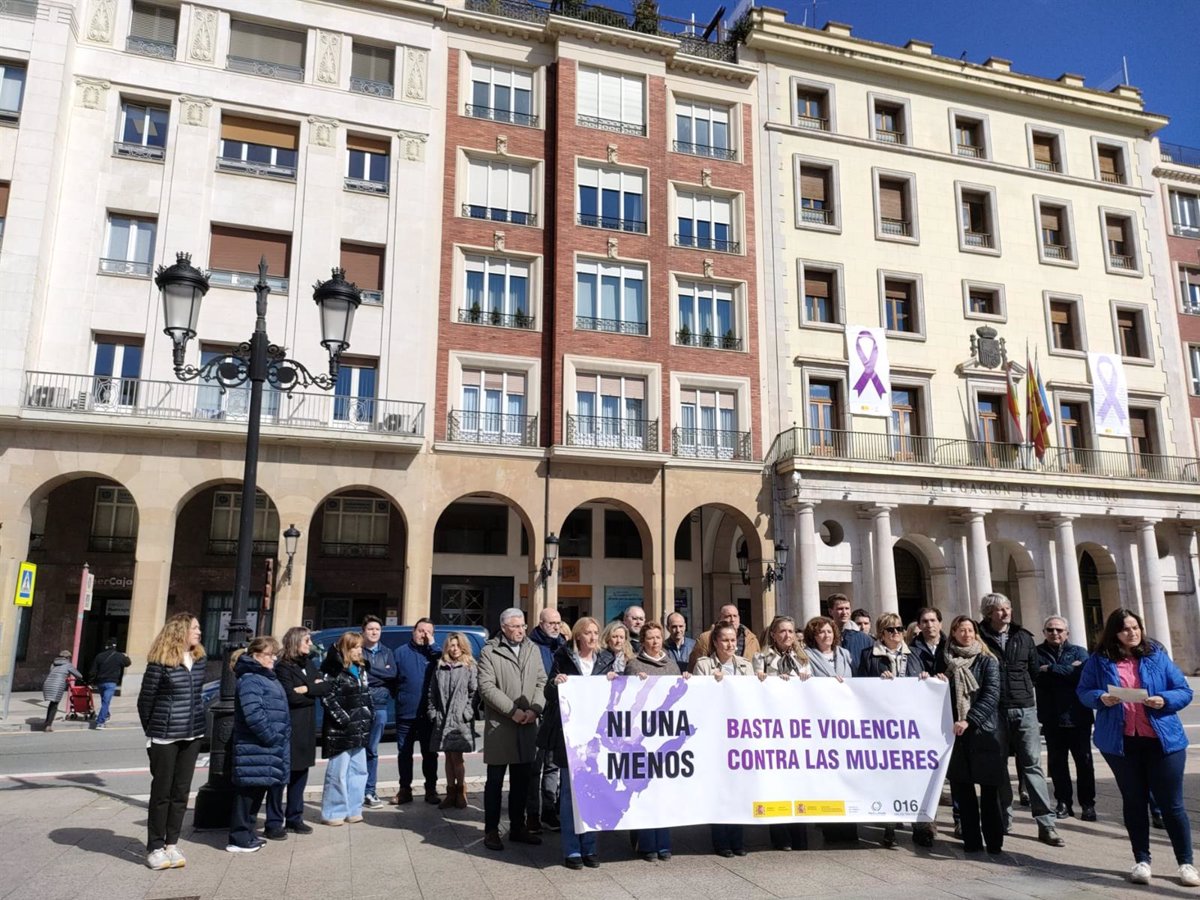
[121,593,1196,888]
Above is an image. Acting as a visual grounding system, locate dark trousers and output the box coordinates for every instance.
[711,823,744,852]
[951,781,1004,853]
[1102,735,1193,866]
[146,738,202,851]
[1044,724,1096,807]
[229,786,266,848]
[396,717,438,792]
[43,701,59,730]
[265,769,307,829]
[769,823,808,849]
[484,762,531,832]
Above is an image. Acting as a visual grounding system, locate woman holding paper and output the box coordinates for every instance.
[545,617,616,870]
[939,615,1005,855]
[1077,608,1197,888]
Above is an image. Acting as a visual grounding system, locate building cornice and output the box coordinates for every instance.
[1154,165,1200,187]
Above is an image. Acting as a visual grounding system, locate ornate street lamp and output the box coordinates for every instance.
[155,253,360,827]
[737,541,788,591]
[539,532,560,582]
[282,524,301,586]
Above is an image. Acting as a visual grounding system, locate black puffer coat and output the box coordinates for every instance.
[321,652,374,758]
[940,653,1005,786]
[979,622,1039,710]
[276,654,334,770]
[543,645,616,768]
[137,659,207,741]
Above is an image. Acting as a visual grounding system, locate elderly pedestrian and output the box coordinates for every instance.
[271,627,332,836]
[478,607,547,852]
[41,650,81,732]
[664,612,696,668]
[601,621,632,674]
[137,613,206,870]
[88,640,130,730]
[227,636,290,853]
[978,593,1065,847]
[546,616,617,869]
[1078,608,1197,887]
[428,632,478,810]
[695,623,751,857]
[1035,616,1096,822]
[319,632,373,826]
[622,605,647,653]
[687,604,761,670]
[527,607,566,833]
[754,615,811,681]
[392,618,441,805]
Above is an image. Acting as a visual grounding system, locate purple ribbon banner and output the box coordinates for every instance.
[852,330,886,398]
[1095,356,1127,424]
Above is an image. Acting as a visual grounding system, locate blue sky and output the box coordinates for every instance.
[656,0,1200,148]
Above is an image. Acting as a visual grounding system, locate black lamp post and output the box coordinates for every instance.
[282,523,301,586]
[539,532,560,582]
[155,253,360,828]
[737,541,789,590]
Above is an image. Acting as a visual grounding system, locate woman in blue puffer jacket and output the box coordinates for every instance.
[1077,607,1196,889]
[227,636,291,853]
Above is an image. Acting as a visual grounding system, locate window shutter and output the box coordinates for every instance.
[131,3,178,42]
[576,374,597,394]
[507,373,526,396]
[577,165,598,189]
[1186,267,1200,286]
[718,392,735,411]
[600,375,621,396]
[601,169,621,193]
[209,225,291,274]
[1097,147,1119,175]
[1032,134,1053,163]
[577,67,599,117]
[624,378,645,400]
[1049,301,1070,325]
[598,71,621,122]
[1106,218,1126,243]
[351,44,393,83]
[484,372,504,391]
[1129,410,1147,440]
[220,115,298,150]
[0,182,8,217]
[677,192,694,220]
[679,388,697,406]
[509,166,531,214]
[462,369,481,387]
[229,21,305,68]
[340,242,384,291]
[487,163,509,210]
[878,179,904,219]
[346,134,390,156]
[800,168,826,202]
[621,75,644,127]
[512,69,532,92]
[622,171,644,196]
[1040,206,1062,232]
[714,196,732,226]
[804,269,832,298]
[884,280,909,301]
[468,159,489,208]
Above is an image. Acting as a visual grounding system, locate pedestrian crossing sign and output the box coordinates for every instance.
[14,562,36,607]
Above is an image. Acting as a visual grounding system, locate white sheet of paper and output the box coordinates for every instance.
[1107,684,1149,703]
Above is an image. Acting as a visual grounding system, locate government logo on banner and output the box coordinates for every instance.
[846,326,891,417]
[1088,352,1130,438]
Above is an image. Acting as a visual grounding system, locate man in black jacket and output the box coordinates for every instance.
[89,640,131,729]
[1035,616,1096,822]
[979,593,1065,847]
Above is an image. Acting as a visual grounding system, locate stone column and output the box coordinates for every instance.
[1136,519,1172,657]
[403,535,433,623]
[868,505,898,611]
[963,509,992,609]
[1051,515,1087,640]
[795,502,820,622]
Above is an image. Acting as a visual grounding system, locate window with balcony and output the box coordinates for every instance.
[677,388,742,460]
[1094,142,1127,184]
[227,20,306,82]
[577,66,644,136]
[795,158,838,230]
[465,158,534,225]
[469,60,535,127]
[462,254,531,328]
[209,225,291,291]
[957,184,997,252]
[1114,306,1149,360]
[209,490,279,556]
[91,486,139,552]
[881,276,922,336]
[196,345,281,421]
[127,2,178,59]
[1030,130,1062,172]
[870,96,908,145]
[1180,266,1200,314]
[1103,212,1138,273]
[576,260,646,334]
[341,242,385,306]
[345,134,389,193]
[218,116,298,179]
[807,379,843,455]
[800,264,842,326]
[675,191,736,252]
[874,172,916,242]
[0,61,26,124]
[116,101,168,160]
[964,282,1004,321]
[560,508,592,557]
[1047,296,1084,353]
[677,281,738,349]
[1058,401,1091,469]
[1129,408,1159,459]
[101,214,156,277]
[793,82,831,131]
[574,374,650,450]
[1169,190,1200,237]
[976,392,1016,454]
[577,164,645,233]
[453,369,531,446]
[1037,200,1074,263]
[1189,345,1200,394]
[674,98,734,159]
[890,387,924,459]
[953,114,988,159]
[92,337,143,409]
[604,509,643,558]
[350,42,394,97]
[334,361,377,425]
[323,496,389,557]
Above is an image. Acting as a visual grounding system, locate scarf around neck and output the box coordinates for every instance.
[944,640,983,722]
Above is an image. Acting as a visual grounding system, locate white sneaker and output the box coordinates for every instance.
[146,849,171,870]
[1179,864,1200,887]
[164,845,186,868]
[225,843,262,853]
[1130,862,1152,885]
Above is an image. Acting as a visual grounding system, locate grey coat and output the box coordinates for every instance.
[43,658,82,702]
[477,637,546,766]
[428,661,478,753]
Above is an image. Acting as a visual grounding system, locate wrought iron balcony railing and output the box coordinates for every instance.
[350,76,394,98]
[226,55,304,82]
[578,213,647,233]
[800,207,833,225]
[1109,253,1136,270]
[675,329,742,351]
[321,541,389,558]
[1161,142,1200,169]
[1042,243,1073,261]
[566,413,658,452]
[672,140,737,161]
[1034,160,1061,173]
[465,104,539,128]
[795,114,828,131]
[674,234,740,253]
[672,427,751,461]
[447,409,539,447]
[99,258,153,277]
[113,141,166,161]
[217,156,296,180]
[875,129,904,144]
[879,217,913,237]
[458,307,535,329]
[577,114,646,136]
[956,144,984,158]
[462,204,537,226]
[210,269,289,292]
[345,176,389,195]
[208,539,279,557]
[963,231,994,248]
[575,315,648,335]
[126,35,176,59]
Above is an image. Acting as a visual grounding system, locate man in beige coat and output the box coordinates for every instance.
[478,607,547,852]
[688,604,761,672]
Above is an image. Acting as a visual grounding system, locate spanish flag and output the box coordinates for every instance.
[1005,362,1024,444]
[1026,352,1053,460]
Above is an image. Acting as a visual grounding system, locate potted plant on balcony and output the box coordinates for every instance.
[702,327,714,348]
[722,328,737,350]
[490,307,502,326]
[469,301,482,323]
[676,323,692,345]
[513,309,530,329]
[632,0,659,34]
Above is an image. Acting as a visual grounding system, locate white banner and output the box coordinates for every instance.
[1088,352,1130,437]
[846,326,891,416]
[560,676,952,832]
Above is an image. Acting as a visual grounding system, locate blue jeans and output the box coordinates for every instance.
[559,768,596,860]
[364,706,388,798]
[1102,735,1192,865]
[322,748,367,821]
[96,682,118,725]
